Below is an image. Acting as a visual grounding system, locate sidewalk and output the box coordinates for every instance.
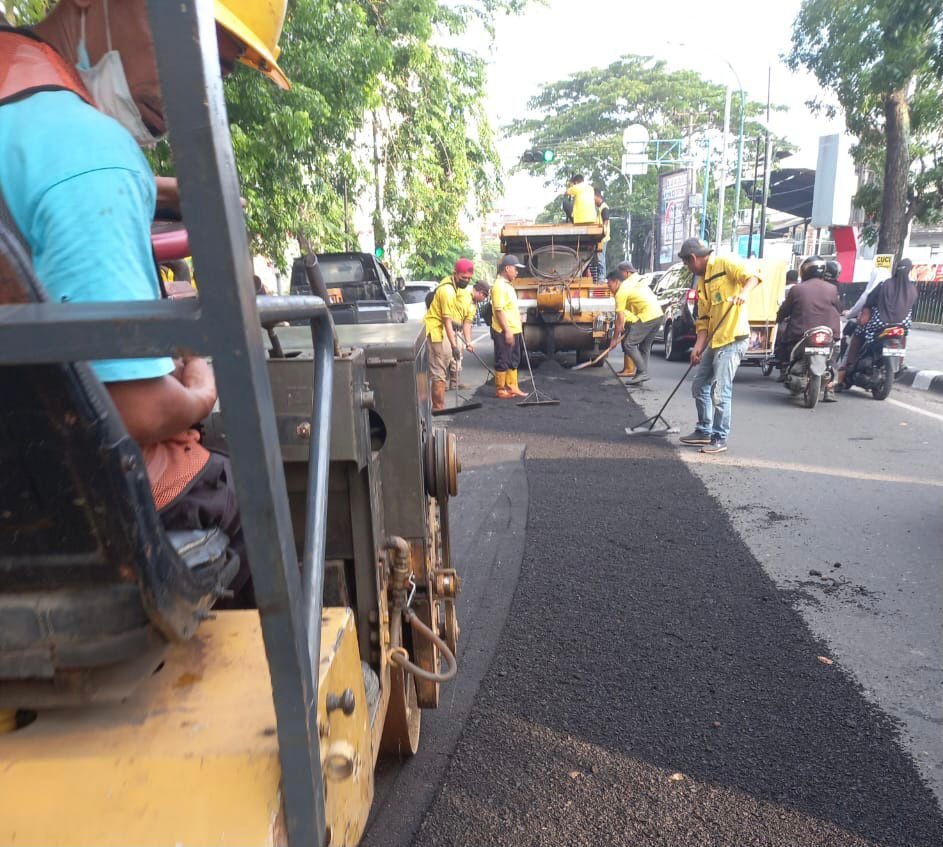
[899,326,943,394]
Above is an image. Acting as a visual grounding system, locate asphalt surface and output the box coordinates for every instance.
[622,344,943,802]
[400,353,943,847]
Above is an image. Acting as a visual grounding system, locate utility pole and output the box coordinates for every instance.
[758,68,772,259]
[715,85,732,251]
[747,136,761,258]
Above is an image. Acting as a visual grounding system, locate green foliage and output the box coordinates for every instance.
[788,1,943,249]
[508,56,771,267]
[0,0,50,23]
[406,238,477,281]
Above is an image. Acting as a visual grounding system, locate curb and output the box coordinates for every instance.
[897,368,943,395]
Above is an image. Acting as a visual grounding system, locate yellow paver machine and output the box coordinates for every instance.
[0,3,462,845]
[500,222,612,364]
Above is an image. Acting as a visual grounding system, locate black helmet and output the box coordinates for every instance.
[823,259,841,283]
[799,255,827,281]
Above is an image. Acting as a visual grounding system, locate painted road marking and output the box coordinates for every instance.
[676,451,943,488]
[886,397,943,424]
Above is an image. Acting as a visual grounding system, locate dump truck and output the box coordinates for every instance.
[499,222,612,363]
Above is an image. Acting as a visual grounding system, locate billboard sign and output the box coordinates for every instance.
[658,170,689,267]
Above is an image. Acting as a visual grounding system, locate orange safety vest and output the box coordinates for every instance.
[0,28,95,107]
[0,29,210,511]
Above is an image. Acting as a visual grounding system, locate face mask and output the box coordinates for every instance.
[456,278,470,288]
[75,2,162,148]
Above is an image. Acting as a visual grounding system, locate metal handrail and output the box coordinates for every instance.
[147,3,327,845]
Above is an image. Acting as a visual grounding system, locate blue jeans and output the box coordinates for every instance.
[691,338,747,441]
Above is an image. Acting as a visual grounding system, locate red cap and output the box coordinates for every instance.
[454,258,475,274]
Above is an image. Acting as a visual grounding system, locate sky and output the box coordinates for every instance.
[482,0,847,219]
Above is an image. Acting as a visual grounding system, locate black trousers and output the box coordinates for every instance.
[159,450,252,607]
[492,329,522,371]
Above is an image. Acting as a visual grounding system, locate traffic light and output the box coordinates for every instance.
[374,245,385,260]
[521,148,555,164]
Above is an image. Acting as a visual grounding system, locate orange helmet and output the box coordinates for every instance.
[214,0,290,90]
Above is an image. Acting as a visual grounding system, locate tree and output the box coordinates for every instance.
[788,1,943,257]
[507,56,770,269]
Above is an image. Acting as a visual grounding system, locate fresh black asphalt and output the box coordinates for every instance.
[405,358,943,847]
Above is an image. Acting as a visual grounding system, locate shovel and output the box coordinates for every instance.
[572,334,625,371]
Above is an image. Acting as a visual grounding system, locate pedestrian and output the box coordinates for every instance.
[491,254,528,399]
[424,270,463,411]
[593,188,611,282]
[677,238,761,454]
[606,267,663,385]
[0,0,291,604]
[563,174,596,225]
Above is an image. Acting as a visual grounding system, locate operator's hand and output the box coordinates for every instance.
[178,356,218,417]
[690,345,704,365]
[451,345,461,361]
[465,342,475,353]
[503,330,514,347]
[728,292,749,305]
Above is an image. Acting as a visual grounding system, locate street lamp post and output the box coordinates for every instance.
[665,44,744,255]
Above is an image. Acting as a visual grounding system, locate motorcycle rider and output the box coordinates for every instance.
[773,255,841,380]
[836,258,918,390]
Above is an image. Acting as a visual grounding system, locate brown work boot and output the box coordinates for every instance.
[616,355,635,377]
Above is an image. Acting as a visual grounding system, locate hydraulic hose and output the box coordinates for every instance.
[389,607,458,683]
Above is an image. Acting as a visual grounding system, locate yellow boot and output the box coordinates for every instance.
[507,368,527,397]
[616,355,635,377]
[495,371,512,398]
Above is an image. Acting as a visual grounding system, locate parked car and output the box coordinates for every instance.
[290,252,407,324]
[637,271,664,292]
[401,280,438,320]
[653,262,698,361]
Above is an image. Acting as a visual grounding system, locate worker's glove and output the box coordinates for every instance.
[451,345,461,360]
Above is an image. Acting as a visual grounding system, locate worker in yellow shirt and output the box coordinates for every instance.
[424,269,464,411]
[677,238,761,454]
[491,255,528,398]
[594,188,611,281]
[441,259,487,389]
[606,265,663,385]
[563,174,596,225]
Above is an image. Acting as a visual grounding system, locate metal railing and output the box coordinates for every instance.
[913,282,943,325]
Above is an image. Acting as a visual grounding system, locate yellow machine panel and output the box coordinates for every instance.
[0,609,372,847]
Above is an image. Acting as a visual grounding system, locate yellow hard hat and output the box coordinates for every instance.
[214,0,291,90]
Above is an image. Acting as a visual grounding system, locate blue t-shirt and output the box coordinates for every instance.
[0,89,173,382]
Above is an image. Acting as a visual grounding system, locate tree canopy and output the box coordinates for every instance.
[788,0,943,255]
[508,56,771,269]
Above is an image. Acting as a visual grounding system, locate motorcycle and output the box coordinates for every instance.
[783,325,836,409]
[839,320,906,401]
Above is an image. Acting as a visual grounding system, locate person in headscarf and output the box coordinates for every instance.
[837,259,918,387]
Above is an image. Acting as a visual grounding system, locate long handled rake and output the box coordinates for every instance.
[625,302,736,437]
[517,334,560,408]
